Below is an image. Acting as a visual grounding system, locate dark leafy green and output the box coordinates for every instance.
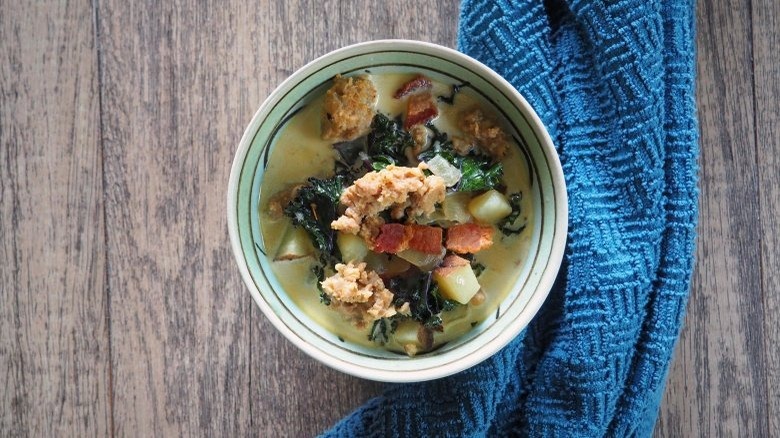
[310,264,331,305]
[368,318,397,344]
[367,113,414,165]
[437,82,470,105]
[370,154,396,171]
[332,114,413,177]
[497,192,525,235]
[283,176,344,259]
[472,262,486,277]
[388,269,460,331]
[458,159,503,192]
[418,123,503,192]
[333,137,367,170]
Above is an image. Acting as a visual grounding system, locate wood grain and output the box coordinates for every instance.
[754,0,780,435]
[95,0,252,435]
[654,0,770,436]
[246,1,460,435]
[0,0,110,436]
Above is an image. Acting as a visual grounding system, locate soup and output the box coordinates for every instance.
[258,72,533,356]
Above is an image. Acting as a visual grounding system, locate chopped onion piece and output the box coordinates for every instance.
[425,155,462,187]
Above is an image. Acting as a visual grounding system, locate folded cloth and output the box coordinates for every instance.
[321,0,699,435]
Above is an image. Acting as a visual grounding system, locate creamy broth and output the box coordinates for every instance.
[259,73,534,352]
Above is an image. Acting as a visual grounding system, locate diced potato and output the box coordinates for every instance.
[397,247,446,271]
[364,252,411,276]
[274,226,315,261]
[415,209,445,225]
[433,264,481,304]
[392,319,421,345]
[391,320,434,356]
[442,192,472,223]
[337,232,368,262]
[468,190,513,224]
[469,290,486,306]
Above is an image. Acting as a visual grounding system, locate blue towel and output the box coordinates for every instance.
[323,0,699,435]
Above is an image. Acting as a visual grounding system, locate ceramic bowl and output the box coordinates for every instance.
[227,40,567,382]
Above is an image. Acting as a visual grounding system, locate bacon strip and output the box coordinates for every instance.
[407,225,444,255]
[393,74,433,99]
[373,223,443,254]
[373,223,412,253]
[404,92,439,129]
[446,223,494,254]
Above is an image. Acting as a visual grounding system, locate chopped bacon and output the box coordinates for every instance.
[407,225,443,254]
[373,223,412,253]
[446,223,494,254]
[394,75,433,99]
[404,92,439,129]
[373,223,443,254]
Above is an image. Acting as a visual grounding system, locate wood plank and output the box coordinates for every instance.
[0,1,111,436]
[95,1,255,435]
[753,0,780,434]
[247,1,460,435]
[655,0,769,436]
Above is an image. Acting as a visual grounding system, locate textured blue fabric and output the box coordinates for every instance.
[322,0,699,436]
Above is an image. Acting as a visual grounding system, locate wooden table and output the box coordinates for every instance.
[1,1,776,436]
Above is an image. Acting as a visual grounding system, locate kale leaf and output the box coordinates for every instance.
[458,159,503,192]
[310,264,331,305]
[497,192,526,235]
[418,123,503,192]
[367,113,414,165]
[283,175,345,258]
[332,114,413,177]
[389,269,460,330]
[437,82,470,105]
[368,318,397,344]
[370,154,396,171]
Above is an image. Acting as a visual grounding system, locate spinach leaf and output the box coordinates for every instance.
[283,175,345,259]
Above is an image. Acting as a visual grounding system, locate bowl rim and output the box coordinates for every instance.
[227,39,568,382]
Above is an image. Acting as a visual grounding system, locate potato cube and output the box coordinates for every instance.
[433,262,481,304]
[274,226,315,261]
[442,192,472,223]
[468,189,513,224]
[364,253,411,276]
[391,319,421,345]
[397,247,446,271]
[337,232,369,262]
